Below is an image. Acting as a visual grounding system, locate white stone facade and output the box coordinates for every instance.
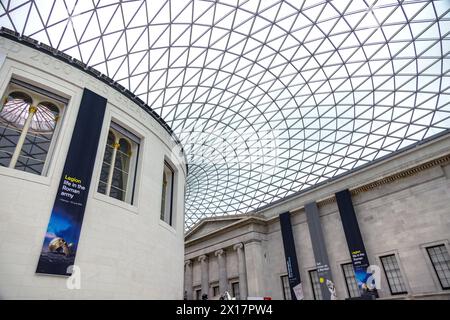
[185,134,450,300]
[0,37,187,299]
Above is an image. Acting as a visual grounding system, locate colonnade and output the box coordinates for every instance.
[184,243,248,300]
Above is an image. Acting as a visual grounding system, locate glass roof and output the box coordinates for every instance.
[1,0,450,229]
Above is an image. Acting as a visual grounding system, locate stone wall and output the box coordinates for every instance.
[0,38,187,299]
[185,135,450,300]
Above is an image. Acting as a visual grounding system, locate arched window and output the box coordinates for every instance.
[161,171,167,218]
[15,101,60,174]
[98,124,139,204]
[110,138,131,201]
[0,81,65,175]
[0,92,33,168]
[98,131,116,195]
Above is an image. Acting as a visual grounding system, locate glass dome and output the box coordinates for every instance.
[2,0,449,229]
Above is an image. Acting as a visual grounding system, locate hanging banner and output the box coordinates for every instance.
[305,202,338,300]
[335,189,377,298]
[279,212,303,300]
[36,88,107,276]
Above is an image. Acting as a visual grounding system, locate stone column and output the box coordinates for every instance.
[244,240,265,298]
[184,260,193,300]
[215,249,228,295]
[9,105,37,168]
[106,140,121,195]
[233,243,248,300]
[198,255,209,298]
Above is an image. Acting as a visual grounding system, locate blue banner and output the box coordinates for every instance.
[36,88,106,276]
[335,189,377,298]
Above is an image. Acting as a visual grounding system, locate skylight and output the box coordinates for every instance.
[1,0,449,229]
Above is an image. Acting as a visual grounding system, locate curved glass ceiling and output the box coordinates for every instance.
[1,0,450,229]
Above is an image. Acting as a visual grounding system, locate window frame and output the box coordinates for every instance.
[160,160,175,226]
[0,77,67,176]
[280,274,292,300]
[213,285,220,297]
[426,244,450,290]
[341,262,360,298]
[308,269,323,300]
[231,282,240,300]
[379,254,408,295]
[97,120,141,206]
[195,288,202,300]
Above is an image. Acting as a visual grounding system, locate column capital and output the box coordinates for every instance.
[184,259,192,267]
[233,243,244,251]
[28,105,38,114]
[198,254,208,262]
[214,249,224,257]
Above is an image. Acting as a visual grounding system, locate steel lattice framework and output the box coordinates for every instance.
[1,0,450,229]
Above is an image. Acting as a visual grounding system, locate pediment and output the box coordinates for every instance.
[185,216,246,241]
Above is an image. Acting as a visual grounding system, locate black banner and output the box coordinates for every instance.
[279,212,303,300]
[36,88,107,276]
[335,189,377,298]
[305,202,338,300]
